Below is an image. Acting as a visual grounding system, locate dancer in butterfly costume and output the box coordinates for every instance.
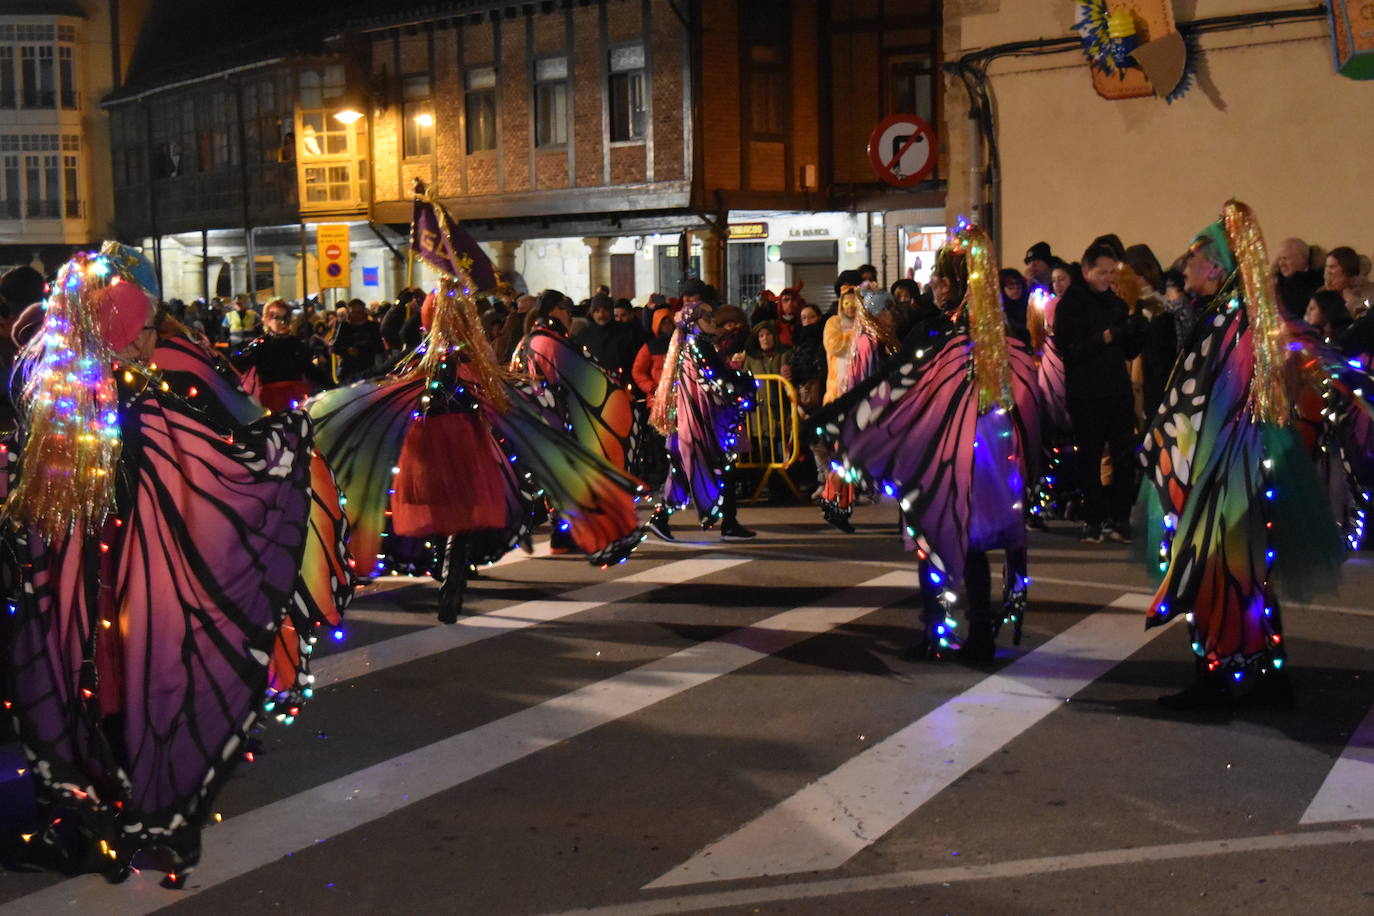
[307,278,645,623]
[815,224,1041,662]
[644,292,758,543]
[0,243,353,885]
[143,311,354,721]
[817,286,900,534]
[1136,201,1374,708]
[511,292,640,553]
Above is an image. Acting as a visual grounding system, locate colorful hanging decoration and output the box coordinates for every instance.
[1074,0,1197,102]
[1327,0,1374,80]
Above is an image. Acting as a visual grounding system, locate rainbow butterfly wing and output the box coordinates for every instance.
[305,378,424,572]
[485,381,644,565]
[268,448,356,705]
[517,329,639,471]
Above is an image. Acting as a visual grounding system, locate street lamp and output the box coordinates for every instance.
[333,108,364,125]
[413,112,434,127]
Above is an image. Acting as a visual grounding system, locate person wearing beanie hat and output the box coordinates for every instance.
[1024,241,1054,289]
[812,223,1041,663]
[2,242,353,885]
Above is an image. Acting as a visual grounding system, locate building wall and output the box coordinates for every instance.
[0,1,152,261]
[367,1,685,219]
[946,0,1374,268]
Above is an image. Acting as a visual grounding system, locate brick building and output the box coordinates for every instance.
[105,0,946,307]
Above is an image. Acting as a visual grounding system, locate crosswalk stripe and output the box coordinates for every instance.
[0,570,913,914]
[313,556,749,688]
[1299,702,1374,824]
[645,593,1166,889]
[552,826,1374,916]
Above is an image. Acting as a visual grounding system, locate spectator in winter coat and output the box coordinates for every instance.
[632,305,675,407]
[575,298,639,383]
[1272,237,1322,320]
[1055,242,1148,543]
[744,321,792,378]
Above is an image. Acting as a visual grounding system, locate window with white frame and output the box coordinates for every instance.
[0,133,81,219]
[608,44,646,142]
[0,23,77,110]
[533,56,568,148]
[464,67,496,154]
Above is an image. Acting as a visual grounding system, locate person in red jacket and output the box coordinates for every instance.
[630,304,676,488]
[632,305,675,406]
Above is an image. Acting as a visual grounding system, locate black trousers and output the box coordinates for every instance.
[720,468,739,526]
[1068,394,1138,528]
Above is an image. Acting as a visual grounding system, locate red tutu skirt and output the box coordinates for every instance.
[258,380,315,414]
[391,412,508,536]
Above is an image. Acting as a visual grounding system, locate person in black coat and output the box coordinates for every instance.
[574,298,638,383]
[1273,237,1322,321]
[332,299,384,382]
[1055,243,1148,543]
[1140,270,1188,422]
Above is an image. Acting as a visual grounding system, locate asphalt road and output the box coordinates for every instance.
[2,503,1373,915]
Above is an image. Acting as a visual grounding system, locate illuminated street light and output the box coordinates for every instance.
[334,108,364,125]
[413,112,434,127]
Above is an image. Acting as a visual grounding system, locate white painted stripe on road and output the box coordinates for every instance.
[0,571,912,915]
[1300,702,1374,824]
[650,541,1374,619]
[314,557,749,687]
[552,826,1374,916]
[646,593,1166,889]
[339,608,441,627]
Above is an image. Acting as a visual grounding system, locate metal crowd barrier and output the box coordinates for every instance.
[739,372,802,502]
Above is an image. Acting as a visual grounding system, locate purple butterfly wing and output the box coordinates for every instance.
[824,330,977,587]
[113,395,315,867]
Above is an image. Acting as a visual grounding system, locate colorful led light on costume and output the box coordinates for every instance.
[6,247,154,538]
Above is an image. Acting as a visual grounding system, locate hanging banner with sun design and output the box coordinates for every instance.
[1074,0,1197,102]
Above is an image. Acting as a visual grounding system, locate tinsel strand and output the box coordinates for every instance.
[958,227,1015,412]
[4,254,127,539]
[1222,200,1290,427]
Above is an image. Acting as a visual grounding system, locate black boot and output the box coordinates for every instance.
[957,624,996,664]
[437,537,469,624]
[646,507,674,541]
[823,504,855,534]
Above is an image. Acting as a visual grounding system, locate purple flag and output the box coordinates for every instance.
[410,188,499,291]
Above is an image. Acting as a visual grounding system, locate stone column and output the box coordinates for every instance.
[699,227,726,292]
[488,240,522,280]
[583,237,612,295]
[179,254,203,304]
[224,256,245,297]
[275,254,299,304]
